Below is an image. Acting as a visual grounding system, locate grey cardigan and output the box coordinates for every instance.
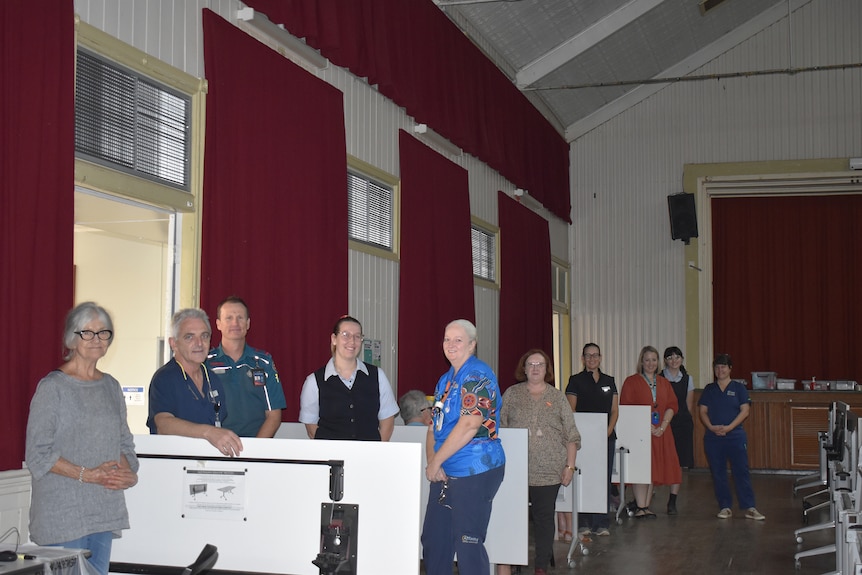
[25,370,138,544]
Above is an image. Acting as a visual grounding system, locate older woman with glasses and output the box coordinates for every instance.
[422,319,505,575]
[498,349,580,575]
[299,315,399,440]
[25,302,139,575]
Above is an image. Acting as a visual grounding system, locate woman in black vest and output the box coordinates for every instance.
[298,316,400,440]
[661,346,694,514]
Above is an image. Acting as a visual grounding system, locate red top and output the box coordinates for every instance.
[621,373,682,485]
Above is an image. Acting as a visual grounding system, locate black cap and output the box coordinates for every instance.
[713,353,733,367]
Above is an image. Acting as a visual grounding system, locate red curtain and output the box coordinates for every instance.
[497,192,553,391]
[712,196,862,385]
[398,131,475,393]
[0,0,74,470]
[243,0,571,223]
[201,10,348,422]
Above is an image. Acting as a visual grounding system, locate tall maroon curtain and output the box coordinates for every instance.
[201,10,348,422]
[398,131,475,394]
[713,196,862,385]
[498,192,553,391]
[243,0,571,223]
[0,0,74,470]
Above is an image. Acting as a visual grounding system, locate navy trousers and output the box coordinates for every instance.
[421,465,505,575]
[704,432,756,510]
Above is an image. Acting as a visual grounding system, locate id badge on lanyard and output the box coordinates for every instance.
[434,401,445,431]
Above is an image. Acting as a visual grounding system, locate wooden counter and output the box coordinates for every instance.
[692,390,862,471]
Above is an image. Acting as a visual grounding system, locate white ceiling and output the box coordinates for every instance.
[435,0,806,141]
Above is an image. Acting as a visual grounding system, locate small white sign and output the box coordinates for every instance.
[122,386,145,406]
[183,468,247,521]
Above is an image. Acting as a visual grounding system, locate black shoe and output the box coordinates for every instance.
[667,500,677,515]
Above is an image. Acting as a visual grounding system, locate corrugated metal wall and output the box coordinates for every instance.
[73,0,565,391]
[570,0,862,385]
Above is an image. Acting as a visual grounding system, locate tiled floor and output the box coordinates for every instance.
[421,469,840,574]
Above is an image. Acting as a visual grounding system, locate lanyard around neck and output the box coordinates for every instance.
[643,372,657,406]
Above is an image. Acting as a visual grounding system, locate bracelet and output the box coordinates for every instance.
[78,466,85,483]
[565,465,575,471]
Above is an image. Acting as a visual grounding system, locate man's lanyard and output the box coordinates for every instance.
[179,361,221,427]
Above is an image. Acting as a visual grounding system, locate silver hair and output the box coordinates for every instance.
[446,319,477,351]
[171,308,211,339]
[63,302,114,360]
[399,390,431,423]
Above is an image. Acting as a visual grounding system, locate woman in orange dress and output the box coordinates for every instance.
[619,345,681,518]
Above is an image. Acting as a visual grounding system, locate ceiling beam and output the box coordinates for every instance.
[565,0,812,141]
[515,0,665,88]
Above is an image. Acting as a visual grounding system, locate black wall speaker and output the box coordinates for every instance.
[667,193,698,244]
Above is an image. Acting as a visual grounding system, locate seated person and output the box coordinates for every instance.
[398,390,432,426]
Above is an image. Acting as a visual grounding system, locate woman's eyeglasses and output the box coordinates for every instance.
[74,329,113,341]
[338,331,364,343]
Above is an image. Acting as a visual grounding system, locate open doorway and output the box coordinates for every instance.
[74,188,176,433]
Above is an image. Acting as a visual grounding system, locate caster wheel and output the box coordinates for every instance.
[568,561,577,568]
[617,518,623,525]
[582,547,589,556]
[795,560,801,569]
[627,510,634,517]
[796,536,803,544]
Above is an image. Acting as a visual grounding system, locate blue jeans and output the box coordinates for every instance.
[422,465,505,575]
[49,531,113,575]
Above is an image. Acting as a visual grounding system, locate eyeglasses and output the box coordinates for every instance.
[338,331,364,343]
[583,353,601,359]
[665,354,682,361]
[526,361,546,368]
[75,329,113,341]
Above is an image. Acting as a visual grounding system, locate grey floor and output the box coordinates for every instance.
[422,470,839,574]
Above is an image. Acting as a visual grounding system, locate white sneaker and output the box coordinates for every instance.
[745,507,765,521]
[717,508,732,519]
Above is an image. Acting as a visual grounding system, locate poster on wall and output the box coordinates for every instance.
[363,338,382,366]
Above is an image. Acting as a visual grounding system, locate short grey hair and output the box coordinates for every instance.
[171,308,211,339]
[63,302,114,360]
[399,390,431,423]
[446,319,479,355]
[446,319,477,350]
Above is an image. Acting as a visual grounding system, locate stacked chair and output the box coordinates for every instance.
[793,402,862,573]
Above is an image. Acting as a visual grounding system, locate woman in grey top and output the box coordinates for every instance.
[26,302,138,575]
[498,349,581,575]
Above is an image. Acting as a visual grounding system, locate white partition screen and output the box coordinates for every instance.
[112,435,422,575]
